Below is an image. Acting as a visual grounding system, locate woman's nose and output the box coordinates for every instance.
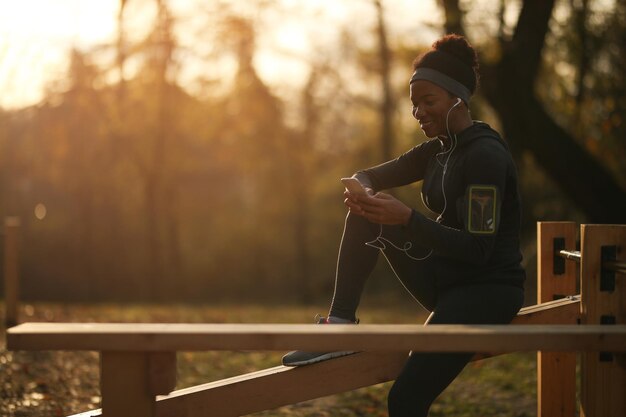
[412,106,422,120]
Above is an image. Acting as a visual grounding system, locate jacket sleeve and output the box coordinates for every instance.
[353,140,437,191]
[405,141,509,264]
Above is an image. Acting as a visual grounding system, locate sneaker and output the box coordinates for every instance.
[281,315,358,367]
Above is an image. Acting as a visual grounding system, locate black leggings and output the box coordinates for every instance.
[329,212,524,417]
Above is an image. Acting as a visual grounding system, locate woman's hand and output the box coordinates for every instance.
[344,191,413,226]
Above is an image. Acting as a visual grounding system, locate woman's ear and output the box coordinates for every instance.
[450,97,462,111]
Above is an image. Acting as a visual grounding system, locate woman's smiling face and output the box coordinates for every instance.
[410,80,459,139]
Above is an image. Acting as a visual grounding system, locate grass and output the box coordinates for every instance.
[1,300,538,417]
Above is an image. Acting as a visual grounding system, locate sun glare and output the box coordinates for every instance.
[0,0,118,109]
[0,0,439,110]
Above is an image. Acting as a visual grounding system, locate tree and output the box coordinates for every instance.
[441,0,626,222]
[217,14,295,289]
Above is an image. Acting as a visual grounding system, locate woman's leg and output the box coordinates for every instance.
[387,284,524,417]
[283,213,434,367]
[329,212,437,321]
[328,212,381,321]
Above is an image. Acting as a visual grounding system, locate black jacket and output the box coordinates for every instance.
[355,121,525,289]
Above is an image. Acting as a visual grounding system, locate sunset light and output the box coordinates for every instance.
[3,1,626,416]
[0,1,118,108]
[0,0,438,109]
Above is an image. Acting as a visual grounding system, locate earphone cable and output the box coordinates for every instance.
[365,99,460,261]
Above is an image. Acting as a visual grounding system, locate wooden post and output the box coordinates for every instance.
[101,351,176,417]
[536,222,578,417]
[149,352,177,397]
[4,217,20,328]
[580,224,626,417]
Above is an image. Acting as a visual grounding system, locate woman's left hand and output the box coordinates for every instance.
[353,192,413,226]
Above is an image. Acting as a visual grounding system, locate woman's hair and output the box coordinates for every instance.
[412,34,480,95]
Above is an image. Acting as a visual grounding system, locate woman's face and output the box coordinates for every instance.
[410,80,459,139]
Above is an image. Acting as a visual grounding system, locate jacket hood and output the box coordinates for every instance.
[454,121,507,150]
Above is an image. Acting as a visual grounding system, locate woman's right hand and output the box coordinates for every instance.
[344,188,374,216]
[345,190,413,226]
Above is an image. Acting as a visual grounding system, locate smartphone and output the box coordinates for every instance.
[341,177,368,195]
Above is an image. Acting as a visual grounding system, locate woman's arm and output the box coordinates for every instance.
[353,140,438,191]
[353,140,511,265]
[404,142,510,264]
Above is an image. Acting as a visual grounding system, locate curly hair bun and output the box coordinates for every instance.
[411,33,480,97]
[432,34,479,72]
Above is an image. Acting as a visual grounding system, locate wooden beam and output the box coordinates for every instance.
[8,323,626,353]
[101,352,155,417]
[580,224,626,417]
[537,221,578,417]
[99,351,176,417]
[512,295,579,325]
[157,351,407,417]
[68,352,406,417]
[148,352,177,396]
[67,410,101,417]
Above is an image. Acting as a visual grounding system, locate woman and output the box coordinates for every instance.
[283,34,525,417]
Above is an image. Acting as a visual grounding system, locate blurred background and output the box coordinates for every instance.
[1,0,625,306]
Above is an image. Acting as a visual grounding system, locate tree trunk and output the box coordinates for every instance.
[374,0,394,162]
[442,0,466,36]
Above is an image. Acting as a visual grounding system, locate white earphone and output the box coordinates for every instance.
[365,97,464,261]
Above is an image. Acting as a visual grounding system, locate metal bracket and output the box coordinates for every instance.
[600,246,616,292]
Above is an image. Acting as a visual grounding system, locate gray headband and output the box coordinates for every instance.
[410,67,471,105]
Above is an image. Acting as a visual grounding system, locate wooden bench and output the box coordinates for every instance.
[7,298,626,417]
